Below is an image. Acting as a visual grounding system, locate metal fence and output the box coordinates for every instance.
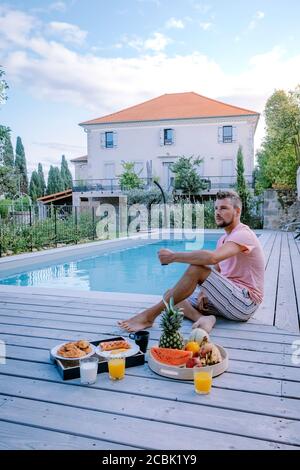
[0,195,263,257]
[0,205,101,257]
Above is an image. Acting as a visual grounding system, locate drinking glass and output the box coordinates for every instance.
[80,357,98,385]
[193,366,213,394]
[108,356,125,380]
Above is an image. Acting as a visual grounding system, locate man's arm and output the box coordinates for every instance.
[158,242,243,266]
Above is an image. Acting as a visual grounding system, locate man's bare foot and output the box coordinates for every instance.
[118,311,154,332]
[192,315,216,334]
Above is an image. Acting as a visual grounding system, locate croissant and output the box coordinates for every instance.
[100,340,130,351]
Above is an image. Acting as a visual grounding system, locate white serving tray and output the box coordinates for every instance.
[148,344,229,380]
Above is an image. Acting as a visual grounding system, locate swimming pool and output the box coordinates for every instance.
[0,235,219,295]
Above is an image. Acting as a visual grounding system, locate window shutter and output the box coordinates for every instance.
[100,132,106,148]
[113,131,118,148]
[218,126,223,143]
[172,129,175,145]
[232,126,237,142]
[160,129,164,146]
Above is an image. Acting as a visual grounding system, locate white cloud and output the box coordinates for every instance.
[199,22,213,31]
[248,10,265,30]
[144,32,172,51]
[48,21,87,45]
[0,7,37,46]
[122,32,171,52]
[165,17,185,29]
[192,3,212,14]
[49,2,67,12]
[1,7,300,157]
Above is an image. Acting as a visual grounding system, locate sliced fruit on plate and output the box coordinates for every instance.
[150,347,192,366]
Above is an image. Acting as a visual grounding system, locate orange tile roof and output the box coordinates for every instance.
[80,92,259,126]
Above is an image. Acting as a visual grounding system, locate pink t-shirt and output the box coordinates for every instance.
[217,223,265,304]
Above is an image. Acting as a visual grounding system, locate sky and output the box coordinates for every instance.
[0,0,300,178]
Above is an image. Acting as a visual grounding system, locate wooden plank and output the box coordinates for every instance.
[4,342,299,381]
[5,341,295,370]
[0,329,289,355]
[3,304,298,337]
[1,375,300,447]
[253,232,281,325]
[0,394,292,450]
[261,231,276,266]
[0,420,135,450]
[288,233,300,328]
[0,315,296,345]
[0,358,287,399]
[1,366,299,422]
[282,381,300,399]
[275,233,299,333]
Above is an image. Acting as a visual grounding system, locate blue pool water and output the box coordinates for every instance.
[0,236,218,295]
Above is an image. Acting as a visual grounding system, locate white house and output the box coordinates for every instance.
[72,92,259,205]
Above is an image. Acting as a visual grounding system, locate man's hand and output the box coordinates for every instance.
[158,249,176,265]
[197,291,209,311]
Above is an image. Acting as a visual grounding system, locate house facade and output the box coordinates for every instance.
[72,92,259,205]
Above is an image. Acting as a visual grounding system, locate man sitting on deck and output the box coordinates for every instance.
[118,191,265,333]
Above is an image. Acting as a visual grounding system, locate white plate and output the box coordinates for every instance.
[95,339,140,358]
[51,342,96,361]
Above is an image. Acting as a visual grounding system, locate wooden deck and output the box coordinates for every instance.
[0,230,299,450]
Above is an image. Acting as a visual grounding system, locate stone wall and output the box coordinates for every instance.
[263,189,300,229]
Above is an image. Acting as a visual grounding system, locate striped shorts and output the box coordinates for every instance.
[187,269,259,322]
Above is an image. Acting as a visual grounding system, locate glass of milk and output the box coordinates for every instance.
[80,357,98,384]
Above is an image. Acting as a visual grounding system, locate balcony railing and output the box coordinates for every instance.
[72,178,153,193]
[73,175,254,194]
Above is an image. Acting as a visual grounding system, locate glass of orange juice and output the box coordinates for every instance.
[108,355,125,380]
[193,366,213,394]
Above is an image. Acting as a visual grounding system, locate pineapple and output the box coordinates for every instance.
[159,297,185,350]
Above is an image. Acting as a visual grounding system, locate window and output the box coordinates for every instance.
[223,126,233,143]
[164,128,174,145]
[105,132,114,148]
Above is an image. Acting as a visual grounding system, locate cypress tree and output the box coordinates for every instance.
[47,165,64,195]
[37,163,46,196]
[15,136,28,193]
[29,170,40,201]
[236,146,252,223]
[0,126,14,167]
[60,155,73,190]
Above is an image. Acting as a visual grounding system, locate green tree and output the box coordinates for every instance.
[119,161,142,190]
[37,162,46,196]
[60,155,73,189]
[15,136,28,193]
[235,146,252,223]
[255,86,300,193]
[0,166,18,197]
[47,165,64,195]
[0,67,8,106]
[0,126,14,167]
[29,170,40,201]
[0,68,9,162]
[170,156,204,198]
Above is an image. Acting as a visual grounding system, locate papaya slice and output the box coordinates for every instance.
[150,347,192,366]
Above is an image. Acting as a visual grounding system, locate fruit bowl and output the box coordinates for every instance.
[148,344,229,380]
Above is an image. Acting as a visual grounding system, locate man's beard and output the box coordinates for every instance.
[216,218,234,228]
